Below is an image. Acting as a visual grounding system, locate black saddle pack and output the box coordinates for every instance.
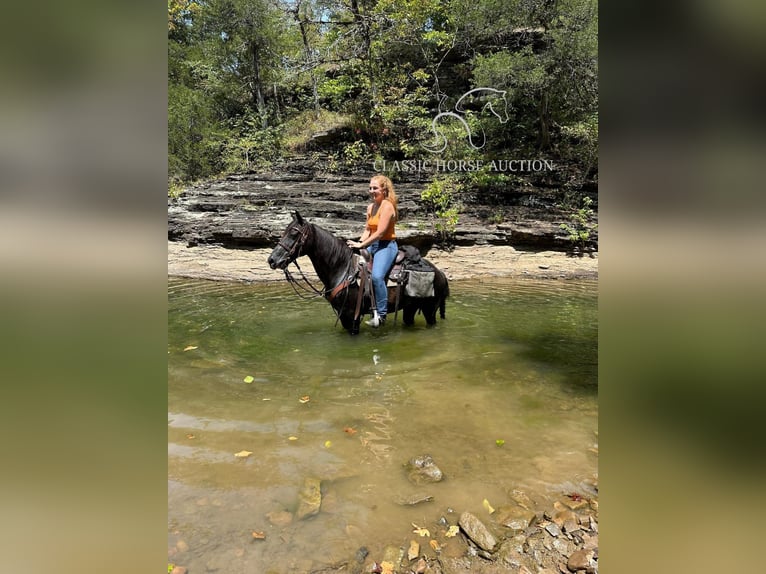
[364,245,435,297]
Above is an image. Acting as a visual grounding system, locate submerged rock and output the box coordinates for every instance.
[404,454,444,484]
[394,492,434,506]
[458,511,497,552]
[296,477,322,520]
[266,509,293,527]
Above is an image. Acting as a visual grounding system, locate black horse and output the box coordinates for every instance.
[267,212,449,334]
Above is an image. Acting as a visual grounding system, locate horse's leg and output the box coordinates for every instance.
[422,300,438,325]
[402,302,417,326]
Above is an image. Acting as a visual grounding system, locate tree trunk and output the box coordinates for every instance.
[538,89,550,150]
[349,0,376,106]
[251,42,268,129]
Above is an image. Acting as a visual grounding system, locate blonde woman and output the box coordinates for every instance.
[347,175,399,327]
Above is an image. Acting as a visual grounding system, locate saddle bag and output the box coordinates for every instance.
[405,270,435,297]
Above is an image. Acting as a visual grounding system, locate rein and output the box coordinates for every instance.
[283,260,326,299]
[280,223,359,307]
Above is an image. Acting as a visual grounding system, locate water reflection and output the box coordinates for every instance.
[168,277,597,572]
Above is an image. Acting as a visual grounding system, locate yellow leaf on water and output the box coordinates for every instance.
[183,346,198,352]
[324,440,332,448]
[299,396,310,403]
[429,539,441,552]
[234,450,253,458]
[412,523,430,537]
[243,375,254,383]
[445,525,460,538]
[288,436,298,441]
[483,498,495,514]
[251,531,265,540]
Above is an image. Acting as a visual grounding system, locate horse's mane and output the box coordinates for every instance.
[309,222,354,270]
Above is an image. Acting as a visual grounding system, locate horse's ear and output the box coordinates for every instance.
[294,211,304,224]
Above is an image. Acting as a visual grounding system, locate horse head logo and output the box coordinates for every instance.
[422,88,510,154]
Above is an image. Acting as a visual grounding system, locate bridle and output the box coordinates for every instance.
[277,221,312,263]
[278,222,358,306]
[277,222,325,298]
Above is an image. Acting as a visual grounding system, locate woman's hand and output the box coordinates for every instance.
[347,240,362,249]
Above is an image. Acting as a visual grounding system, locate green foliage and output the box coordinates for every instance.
[221,119,282,173]
[317,77,356,109]
[421,176,464,241]
[168,179,185,199]
[342,140,371,166]
[168,83,225,181]
[559,196,597,252]
[281,110,354,151]
[467,170,513,191]
[168,0,598,189]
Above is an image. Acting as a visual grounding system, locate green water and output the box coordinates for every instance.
[168,277,597,572]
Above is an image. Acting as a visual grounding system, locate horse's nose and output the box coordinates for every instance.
[267,255,276,269]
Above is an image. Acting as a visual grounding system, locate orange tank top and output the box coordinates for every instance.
[367,203,396,240]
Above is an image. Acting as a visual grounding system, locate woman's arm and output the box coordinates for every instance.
[347,202,394,249]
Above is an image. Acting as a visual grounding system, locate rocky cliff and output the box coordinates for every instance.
[168,160,596,252]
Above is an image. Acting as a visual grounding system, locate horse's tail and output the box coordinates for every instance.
[439,272,449,319]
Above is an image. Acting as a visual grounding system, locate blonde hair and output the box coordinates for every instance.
[371,174,398,219]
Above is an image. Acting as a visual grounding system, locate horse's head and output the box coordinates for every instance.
[483,89,510,124]
[268,212,311,270]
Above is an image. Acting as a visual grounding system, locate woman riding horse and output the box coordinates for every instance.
[346,175,398,328]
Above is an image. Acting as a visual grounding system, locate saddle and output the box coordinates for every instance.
[361,245,435,297]
[338,245,435,326]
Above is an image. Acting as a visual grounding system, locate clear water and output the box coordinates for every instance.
[168,277,598,573]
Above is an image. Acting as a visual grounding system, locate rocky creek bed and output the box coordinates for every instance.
[168,168,598,573]
[168,451,598,574]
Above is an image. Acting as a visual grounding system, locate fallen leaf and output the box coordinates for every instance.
[429,539,441,552]
[299,396,310,403]
[343,427,357,435]
[288,436,298,441]
[243,375,254,383]
[483,498,495,514]
[412,523,430,537]
[234,450,253,458]
[186,434,195,439]
[324,440,332,448]
[183,345,198,352]
[445,525,460,538]
[495,439,505,447]
[251,531,265,540]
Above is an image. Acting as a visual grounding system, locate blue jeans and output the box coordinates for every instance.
[367,239,398,318]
